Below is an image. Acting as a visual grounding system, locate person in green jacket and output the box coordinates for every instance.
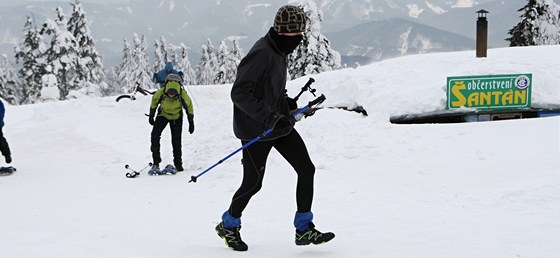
[148,74,194,172]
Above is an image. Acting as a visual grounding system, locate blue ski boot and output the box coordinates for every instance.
[162,164,177,175]
[148,164,161,175]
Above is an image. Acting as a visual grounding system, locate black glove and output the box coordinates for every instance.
[148,108,156,125]
[189,123,195,134]
[187,114,195,134]
[286,97,298,110]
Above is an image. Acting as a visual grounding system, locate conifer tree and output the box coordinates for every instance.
[132,34,152,89]
[40,7,80,100]
[67,0,106,94]
[153,36,171,74]
[289,0,342,79]
[214,41,229,84]
[216,39,243,84]
[116,39,135,93]
[14,16,44,104]
[196,39,218,85]
[507,0,560,46]
[176,43,197,85]
[0,54,20,105]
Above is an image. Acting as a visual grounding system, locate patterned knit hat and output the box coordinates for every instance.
[273,5,306,33]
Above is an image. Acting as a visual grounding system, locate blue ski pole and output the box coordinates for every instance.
[189,94,326,183]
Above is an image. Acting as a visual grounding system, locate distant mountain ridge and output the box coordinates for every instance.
[0,0,525,67]
[327,18,475,65]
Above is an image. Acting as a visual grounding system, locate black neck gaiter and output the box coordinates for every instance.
[269,28,303,55]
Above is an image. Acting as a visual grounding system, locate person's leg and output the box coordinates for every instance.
[0,127,11,163]
[274,129,315,214]
[150,116,168,165]
[216,140,274,252]
[226,140,274,222]
[275,129,335,244]
[169,118,183,169]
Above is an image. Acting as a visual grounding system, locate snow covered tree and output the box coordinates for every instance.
[0,54,20,105]
[14,16,44,104]
[116,39,135,93]
[153,36,172,74]
[214,40,243,84]
[131,34,152,90]
[288,0,342,79]
[507,0,560,46]
[67,0,106,95]
[176,43,197,85]
[214,41,230,84]
[40,7,80,100]
[196,39,219,85]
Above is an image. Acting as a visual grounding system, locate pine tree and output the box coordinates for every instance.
[14,16,44,104]
[153,36,171,74]
[214,41,229,84]
[132,34,152,90]
[67,0,106,95]
[0,54,20,105]
[40,7,80,100]
[507,0,560,46]
[288,0,342,79]
[116,39,135,93]
[176,43,197,85]
[217,39,243,84]
[196,39,218,85]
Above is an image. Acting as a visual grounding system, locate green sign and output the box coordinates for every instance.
[447,73,532,110]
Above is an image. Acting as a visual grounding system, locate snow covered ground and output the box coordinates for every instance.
[0,46,559,258]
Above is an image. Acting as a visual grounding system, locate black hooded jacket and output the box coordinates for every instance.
[231,28,294,141]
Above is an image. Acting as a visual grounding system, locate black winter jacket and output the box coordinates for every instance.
[231,28,293,141]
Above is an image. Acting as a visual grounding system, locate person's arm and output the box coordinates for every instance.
[230,48,275,124]
[0,101,5,127]
[0,100,5,121]
[181,91,194,134]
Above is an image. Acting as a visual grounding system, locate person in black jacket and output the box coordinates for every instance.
[0,100,11,165]
[215,5,334,252]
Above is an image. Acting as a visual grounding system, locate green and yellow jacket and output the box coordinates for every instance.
[150,81,194,121]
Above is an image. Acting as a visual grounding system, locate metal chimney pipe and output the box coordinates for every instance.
[476,9,489,58]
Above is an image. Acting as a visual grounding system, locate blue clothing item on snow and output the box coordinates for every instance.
[222,210,242,229]
[294,211,313,231]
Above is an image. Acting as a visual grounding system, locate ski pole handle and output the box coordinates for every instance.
[292,94,326,117]
[294,78,315,101]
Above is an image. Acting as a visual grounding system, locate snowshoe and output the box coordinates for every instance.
[148,164,161,176]
[162,164,177,175]
[0,166,16,176]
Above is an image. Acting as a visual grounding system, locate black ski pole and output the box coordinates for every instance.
[125,162,153,178]
[189,94,326,183]
[293,78,316,101]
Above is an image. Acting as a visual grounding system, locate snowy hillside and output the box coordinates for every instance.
[0,46,559,258]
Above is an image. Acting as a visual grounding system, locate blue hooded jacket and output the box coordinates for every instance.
[0,100,5,128]
[152,61,184,88]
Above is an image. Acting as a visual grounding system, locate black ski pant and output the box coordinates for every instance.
[0,127,11,158]
[228,129,315,218]
[150,116,182,166]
